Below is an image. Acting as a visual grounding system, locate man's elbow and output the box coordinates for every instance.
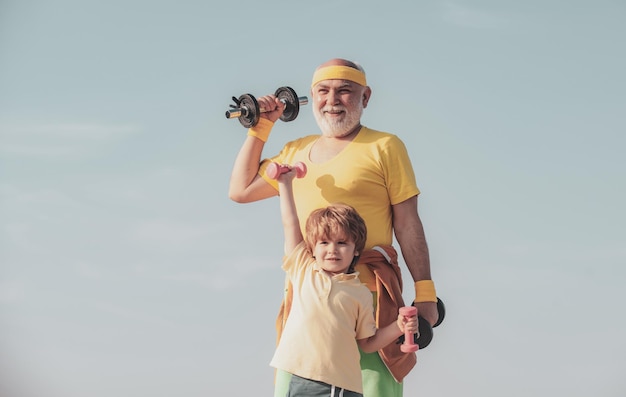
[228,189,249,203]
[229,187,266,203]
[228,179,275,203]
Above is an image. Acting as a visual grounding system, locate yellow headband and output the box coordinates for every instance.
[311,65,367,88]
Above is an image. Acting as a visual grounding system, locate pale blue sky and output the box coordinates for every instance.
[1,1,625,396]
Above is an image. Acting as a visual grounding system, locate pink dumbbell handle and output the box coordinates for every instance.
[266,161,307,179]
[399,306,419,353]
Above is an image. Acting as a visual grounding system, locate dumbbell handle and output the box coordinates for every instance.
[399,306,419,353]
[225,96,309,119]
[266,161,307,180]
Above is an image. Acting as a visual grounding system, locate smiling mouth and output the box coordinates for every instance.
[324,108,345,115]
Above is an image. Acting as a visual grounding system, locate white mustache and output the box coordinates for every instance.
[323,107,346,113]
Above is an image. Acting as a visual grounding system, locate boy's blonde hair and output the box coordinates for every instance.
[304,203,367,262]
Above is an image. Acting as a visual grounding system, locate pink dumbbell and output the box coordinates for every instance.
[266,161,307,180]
[399,306,419,353]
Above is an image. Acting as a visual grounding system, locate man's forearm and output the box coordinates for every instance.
[393,196,441,324]
[393,196,431,281]
[395,217,431,282]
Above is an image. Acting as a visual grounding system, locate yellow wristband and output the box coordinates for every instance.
[247,118,274,142]
[414,280,437,303]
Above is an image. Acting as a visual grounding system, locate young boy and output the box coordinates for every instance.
[270,165,418,397]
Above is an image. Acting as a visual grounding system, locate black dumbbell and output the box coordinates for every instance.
[225,86,309,128]
[398,297,445,350]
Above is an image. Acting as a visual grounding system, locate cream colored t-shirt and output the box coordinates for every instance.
[269,242,377,393]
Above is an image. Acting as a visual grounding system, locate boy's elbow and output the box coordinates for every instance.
[357,339,376,354]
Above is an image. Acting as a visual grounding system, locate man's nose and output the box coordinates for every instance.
[327,89,339,105]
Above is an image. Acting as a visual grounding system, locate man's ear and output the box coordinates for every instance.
[362,86,372,108]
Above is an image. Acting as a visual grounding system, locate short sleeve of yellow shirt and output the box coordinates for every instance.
[260,127,420,249]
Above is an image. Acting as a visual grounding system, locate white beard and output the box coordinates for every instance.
[314,101,363,138]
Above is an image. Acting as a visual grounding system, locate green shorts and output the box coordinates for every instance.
[274,350,403,397]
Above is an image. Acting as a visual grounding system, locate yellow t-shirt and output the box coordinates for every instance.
[269,242,377,393]
[261,127,420,288]
[261,126,420,249]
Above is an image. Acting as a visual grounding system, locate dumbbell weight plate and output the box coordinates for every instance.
[237,93,260,128]
[415,318,434,349]
[409,297,446,349]
[434,297,445,328]
[275,86,300,123]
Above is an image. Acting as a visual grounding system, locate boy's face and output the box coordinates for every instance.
[312,235,358,276]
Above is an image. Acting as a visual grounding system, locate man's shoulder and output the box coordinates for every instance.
[283,134,319,148]
[362,126,393,135]
[359,126,406,146]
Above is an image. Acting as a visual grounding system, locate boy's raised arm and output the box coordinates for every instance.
[277,168,304,255]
